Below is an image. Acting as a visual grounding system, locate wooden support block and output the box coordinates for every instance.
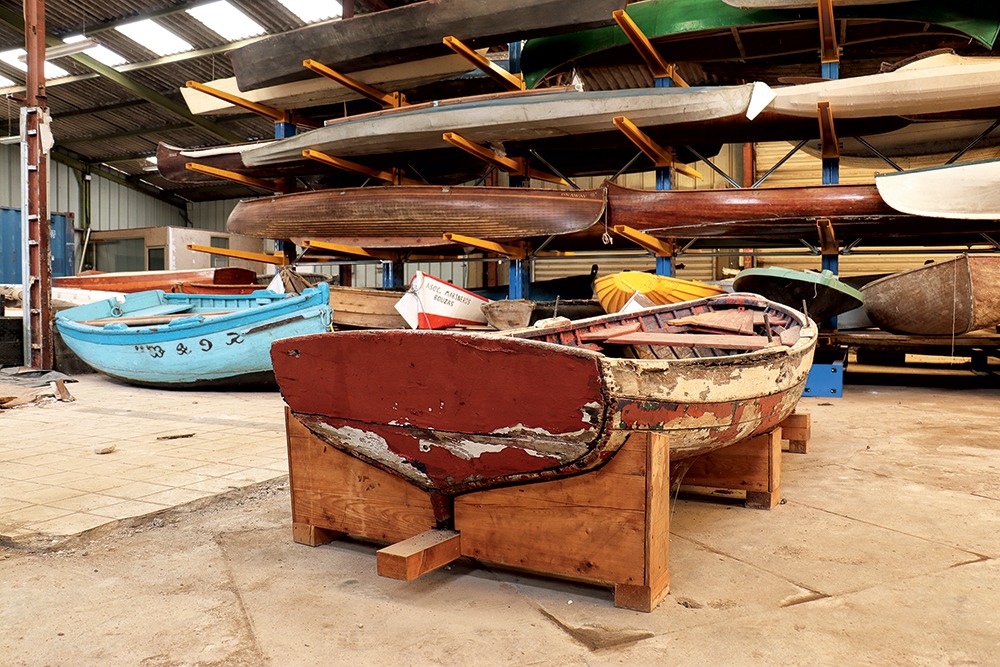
[285,409,438,545]
[292,522,343,547]
[376,529,462,581]
[779,412,811,454]
[680,428,782,510]
[455,431,670,612]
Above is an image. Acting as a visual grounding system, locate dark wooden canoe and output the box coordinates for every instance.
[272,293,816,523]
[861,254,1000,335]
[226,185,608,246]
[733,268,864,322]
[229,0,627,91]
[53,268,257,293]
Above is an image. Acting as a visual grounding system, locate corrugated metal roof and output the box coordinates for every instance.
[0,0,426,202]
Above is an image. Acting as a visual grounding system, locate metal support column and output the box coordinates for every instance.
[21,0,52,369]
[653,76,675,277]
[382,260,404,289]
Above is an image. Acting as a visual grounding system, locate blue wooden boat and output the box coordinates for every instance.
[55,284,331,388]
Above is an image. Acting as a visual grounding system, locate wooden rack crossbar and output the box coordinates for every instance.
[612,10,687,86]
[302,148,421,185]
[187,243,289,266]
[816,218,838,255]
[443,233,528,260]
[817,101,840,159]
[185,81,322,128]
[613,116,702,179]
[442,36,525,92]
[302,59,408,109]
[442,132,568,185]
[613,225,676,257]
[818,0,839,64]
[184,163,279,192]
[302,239,403,261]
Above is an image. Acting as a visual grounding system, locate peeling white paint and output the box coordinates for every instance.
[579,401,601,425]
[490,423,593,439]
[313,422,431,485]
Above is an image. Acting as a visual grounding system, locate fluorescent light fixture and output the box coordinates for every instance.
[276,0,342,24]
[0,48,70,78]
[116,19,193,56]
[187,1,266,41]
[59,35,128,66]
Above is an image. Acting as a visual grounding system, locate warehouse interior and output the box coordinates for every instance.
[1,0,999,664]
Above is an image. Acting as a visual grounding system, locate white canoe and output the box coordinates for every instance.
[767,53,1000,119]
[875,158,1000,220]
[394,272,491,330]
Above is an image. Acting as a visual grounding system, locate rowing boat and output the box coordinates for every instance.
[228,0,626,91]
[226,184,608,247]
[874,158,1000,221]
[272,293,816,522]
[53,268,257,293]
[55,284,331,388]
[861,255,1000,335]
[733,268,864,322]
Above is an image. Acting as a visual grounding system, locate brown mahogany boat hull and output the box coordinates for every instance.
[226,185,608,246]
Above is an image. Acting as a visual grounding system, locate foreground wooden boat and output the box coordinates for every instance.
[861,255,1000,335]
[521,0,1000,88]
[227,184,607,247]
[875,158,1000,220]
[733,268,863,322]
[228,0,626,91]
[55,284,331,388]
[53,267,257,293]
[271,293,816,521]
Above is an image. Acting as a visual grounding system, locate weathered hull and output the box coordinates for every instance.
[272,294,816,521]
[55,284,331,388]
[875,158,1000,221]
[861,255,1000,335]
[329,286,407,329]
[229,0,627,91]
[521,0,1000,88]
[53,267,257,293]
[733,268,864,322]
[226,185,608,246]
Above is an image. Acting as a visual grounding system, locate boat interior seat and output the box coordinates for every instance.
[129,303,196,317]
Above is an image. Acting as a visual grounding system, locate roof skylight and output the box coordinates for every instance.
[0,49,70,78]
[63,34,128,67]
[187,1,266,41]
[116,19,193,56]
[276,0,342,24]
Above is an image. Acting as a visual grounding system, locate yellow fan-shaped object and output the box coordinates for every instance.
[595,271,727,313]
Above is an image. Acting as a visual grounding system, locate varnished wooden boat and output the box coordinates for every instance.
[733,268,863,322]
[271,293,816,522]
[861,255,1000,335]
[875,158,1000,221]
[481,299,604,330]
[226,185,608,247]
[228,0,627,91]
[53,268,257,293]
[521,0,1000,88]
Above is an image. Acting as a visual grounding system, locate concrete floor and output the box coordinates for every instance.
[1,367,998,666]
